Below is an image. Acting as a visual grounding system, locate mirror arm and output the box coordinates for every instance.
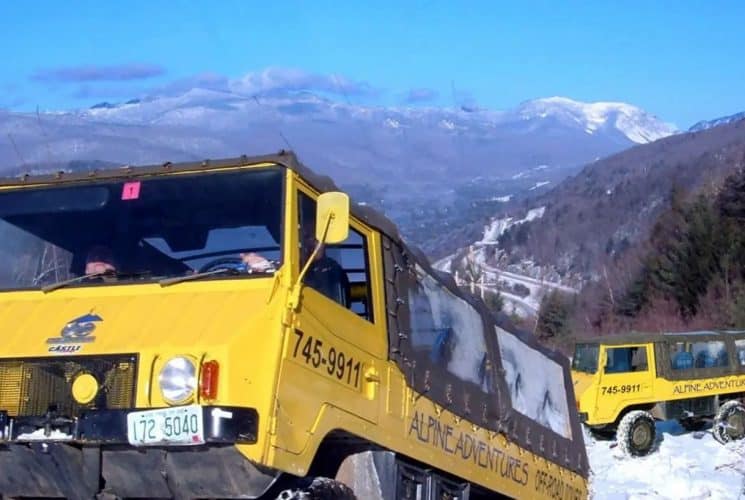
[288,212,334,312]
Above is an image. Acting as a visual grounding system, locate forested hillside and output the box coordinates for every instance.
[536,166,745,347]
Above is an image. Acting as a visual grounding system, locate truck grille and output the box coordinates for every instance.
[0,355,137,417]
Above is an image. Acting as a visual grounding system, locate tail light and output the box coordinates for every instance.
[200,360,220,400]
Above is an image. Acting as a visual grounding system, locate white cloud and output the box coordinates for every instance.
[227,67,376,97]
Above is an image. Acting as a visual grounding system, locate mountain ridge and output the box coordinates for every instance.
[0,91,677,254]
[689,111,745,132]
[75,92,675,145]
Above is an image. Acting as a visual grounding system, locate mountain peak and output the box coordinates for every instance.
[516,97,677,144]
[520,96,639,112]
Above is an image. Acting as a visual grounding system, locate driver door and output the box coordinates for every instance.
[273,187,386,454]
[596,344,655,422]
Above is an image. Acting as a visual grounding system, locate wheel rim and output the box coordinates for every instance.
[631,421,653,450]
[727,410,745,439]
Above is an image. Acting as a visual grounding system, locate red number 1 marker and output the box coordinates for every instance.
[122,181,141,200]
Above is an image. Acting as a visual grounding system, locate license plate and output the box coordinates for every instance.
[127,405,204,446]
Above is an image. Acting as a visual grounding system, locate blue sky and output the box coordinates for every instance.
[1,0,743,127]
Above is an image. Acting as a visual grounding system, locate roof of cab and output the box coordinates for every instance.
[577,329,745,346]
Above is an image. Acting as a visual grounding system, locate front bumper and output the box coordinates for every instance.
[0,405,257,444]
[0,406,278,499]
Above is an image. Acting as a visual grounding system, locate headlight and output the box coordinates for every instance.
[159,356,197,404]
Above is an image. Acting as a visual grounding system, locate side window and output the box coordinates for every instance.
[408,264,489,392]
[1,219,74,287]
[670,340,729,369]
[691,341,728,368]
[497,328,573,439]
[571,344,599,374]
[736,340,745,367]
[298,191,374,321]
[670,341,693,370]
[604,346,647,373]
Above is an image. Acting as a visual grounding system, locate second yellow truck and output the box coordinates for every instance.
[572,331,745,456]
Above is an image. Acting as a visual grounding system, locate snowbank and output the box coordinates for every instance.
[588,421,745,499]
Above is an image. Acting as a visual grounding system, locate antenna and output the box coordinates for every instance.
[278,131,295,151]
[7,132,26,168]
[252,94,296,153]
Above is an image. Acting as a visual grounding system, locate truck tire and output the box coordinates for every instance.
[617,410,656,457]
[713,401,745,444]
[276,477,357,500]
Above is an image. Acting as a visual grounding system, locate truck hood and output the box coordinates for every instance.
[0,280,279,357]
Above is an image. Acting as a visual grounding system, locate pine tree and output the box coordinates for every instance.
[617,263,652,317]
[536,290,572,340]
[647,196,720,317]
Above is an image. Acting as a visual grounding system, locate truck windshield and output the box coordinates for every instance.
[572,343,599,374]
[0,167,284,291]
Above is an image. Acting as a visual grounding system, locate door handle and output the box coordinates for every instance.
[365,369,380,383]
[363,367,380,400]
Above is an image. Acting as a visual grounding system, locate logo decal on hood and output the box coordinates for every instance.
[47,313,103,353]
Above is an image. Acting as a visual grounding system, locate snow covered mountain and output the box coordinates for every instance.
[0,90,677,254]
[0,91,676,175]
[75,92,675,145]
[689,110,745,132]
[77,93,675,149]
[516,97,676,144]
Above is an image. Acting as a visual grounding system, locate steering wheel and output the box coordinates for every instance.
[198,257,246,274]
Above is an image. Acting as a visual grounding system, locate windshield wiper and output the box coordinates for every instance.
[42,270,114,293]
[42,270,151,293]
[159,268,240,287]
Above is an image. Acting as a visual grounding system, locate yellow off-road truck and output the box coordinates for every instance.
[0,152,588,499]
[572,331,745,456]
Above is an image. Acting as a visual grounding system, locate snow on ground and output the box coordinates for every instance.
[588,421,745,499]
[525,206,546,221]
[529,180,551,190]
[16,428,73,441]
[480,206,546,243]
[491,194,513,202]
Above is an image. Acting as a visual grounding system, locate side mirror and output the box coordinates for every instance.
[600,350,609,371]
[316,192,349,244]
[288,191,351,312]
